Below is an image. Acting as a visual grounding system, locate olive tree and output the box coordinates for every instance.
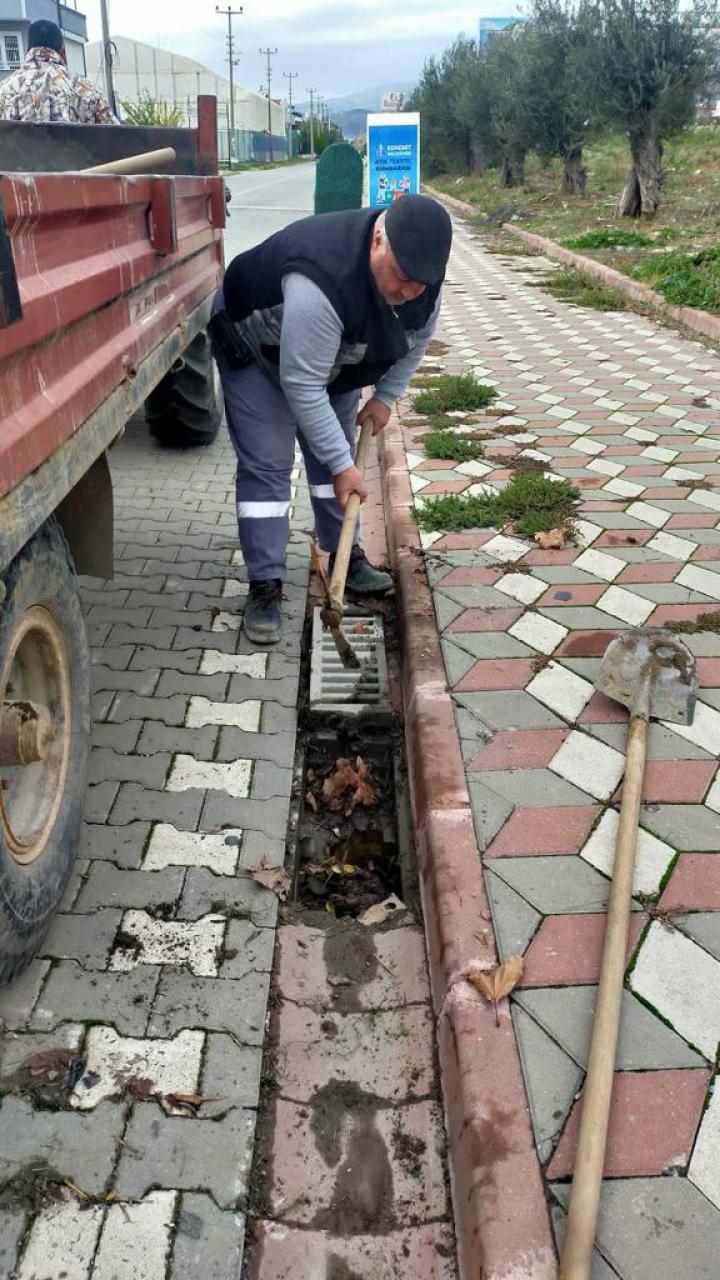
[409,40,475,175]
[481,24,538,187]
[579,0,719,216]
[525,0,594,195]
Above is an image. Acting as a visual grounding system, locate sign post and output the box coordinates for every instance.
[366,112,420,210]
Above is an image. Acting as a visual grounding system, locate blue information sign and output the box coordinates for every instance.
[366,112,420,210]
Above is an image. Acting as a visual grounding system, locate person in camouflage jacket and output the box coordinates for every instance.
[0,19,117,124]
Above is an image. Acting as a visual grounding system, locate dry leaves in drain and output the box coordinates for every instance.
[250,866,291,900]
[468,954,524,1026]
[320,757,379,815]
[534,527,567,550]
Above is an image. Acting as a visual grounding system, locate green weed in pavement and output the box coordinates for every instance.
[421,430,485,462]
[412,373,497,414]
[532,268,629,311]
[666,609,720,635]
[563,228,655,250]
[632,245,720,313]
[416,471,579,537]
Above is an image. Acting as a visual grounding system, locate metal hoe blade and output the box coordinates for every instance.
[596,627,697,725]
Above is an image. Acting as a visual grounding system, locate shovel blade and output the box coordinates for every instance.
[596,628,697,725]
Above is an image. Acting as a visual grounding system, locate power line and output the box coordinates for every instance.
[216,5,243,163]
[260,46,278,162]
[305,86,317,159]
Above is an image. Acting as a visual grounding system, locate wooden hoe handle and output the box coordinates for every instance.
[328,417,374,615]
[559,692,650,1279]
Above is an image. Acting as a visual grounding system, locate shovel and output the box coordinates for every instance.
[559,627,697,1280]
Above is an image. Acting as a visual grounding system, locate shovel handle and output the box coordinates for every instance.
[559,693,649,1280]
[328,417,374,613]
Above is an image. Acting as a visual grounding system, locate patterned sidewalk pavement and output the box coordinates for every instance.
[398,217,720,1278]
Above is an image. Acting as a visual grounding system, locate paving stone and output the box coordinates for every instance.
[31,962,160,1036]
[441,638,477,685]
[148,972,269,1042]
[110,910,225,977]
[0,960,50,1030]
[550,729,625,800]
[443,629,532,659]
[15,1199,103,1280]
[689,1077,720,1209]
[72,1027,203,1111]
[135,721,219,759]
[549,1201,649,1280]
[484,870,542,962]
[250,761,294,802]
[75,862,185,912]
[200,793,291,840]
[551,1177,720,1280]
[640,803,720,851]
[453,689,565,730]
[0,1095,124,1194]
[514,985,704,1070]
[480,768,594,809]
[466,777,514,850]
[251,1220,457,1280]
[79,820,150,868]
[178,869,278,926]
[674,912,720,962]
[511,1004,583,1165]
[0,1206,27,1279]
[39,908,123,969]
[108,692,188,725]
[489,855,630,915]
[172,1193,245,1279]
[216,727,296,767]
[186,696,261,731]
[167,755,253,799]
[630,920,720,1059]
[200,1032,263,1116]
[142,824,242,874]
[110,783,204,828]
[580,809,675,895]
[486,805,599,857]
[274,1005,435,1103]
[0,1023,84,1083]
[523,913,646,987]
[85,780,120,823]
[93,1190,177,1280]
[276,923,429,1013]
[113,1103,255,1209]
[91,719,144,752]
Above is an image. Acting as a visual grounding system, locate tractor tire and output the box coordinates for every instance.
[146,329,222,448]
[0,519,91,986]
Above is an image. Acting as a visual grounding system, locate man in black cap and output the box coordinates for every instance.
[210,193,453,644]
[0,19,116,123]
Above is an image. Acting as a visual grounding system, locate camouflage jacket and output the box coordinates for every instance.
[0,47,117,124]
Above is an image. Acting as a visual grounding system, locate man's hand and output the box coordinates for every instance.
[333,464,368,511]
[357,397,391,437]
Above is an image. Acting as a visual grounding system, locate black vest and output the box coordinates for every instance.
[222,208,441,394]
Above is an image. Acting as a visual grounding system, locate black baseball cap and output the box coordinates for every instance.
[384,194,453,287]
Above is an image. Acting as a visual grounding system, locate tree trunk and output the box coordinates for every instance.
[618,110,663,218]
[470,141,484,176]
[500,152,525,188]
[561,147,587,196]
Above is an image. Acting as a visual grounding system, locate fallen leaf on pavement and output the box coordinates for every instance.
[534,527,567,550]
[161,1092,221,1116]
[250,867,291,900]
[468,954,525,1025]
[23,1049,77,1083]
[322,757,379,815]
[358,894,407,926]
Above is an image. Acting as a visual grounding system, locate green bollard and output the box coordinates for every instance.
[314,142,363,214]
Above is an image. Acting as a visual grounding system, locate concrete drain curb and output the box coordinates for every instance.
[379,416,557,1280]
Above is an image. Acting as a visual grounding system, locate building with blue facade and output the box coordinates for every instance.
[478,16,516,46]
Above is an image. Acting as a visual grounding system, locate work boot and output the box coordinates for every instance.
[329,544,393,596]
[244,579,283,644]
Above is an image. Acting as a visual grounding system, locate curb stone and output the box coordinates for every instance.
[379,420,557,1280]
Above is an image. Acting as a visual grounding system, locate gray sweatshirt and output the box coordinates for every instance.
[278,272,441,475]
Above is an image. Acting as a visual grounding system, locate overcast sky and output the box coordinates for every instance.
[86,1,522,101]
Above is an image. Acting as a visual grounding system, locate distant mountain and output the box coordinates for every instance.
[297,82,416,115]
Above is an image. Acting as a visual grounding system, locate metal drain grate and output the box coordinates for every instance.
[309,608,390,719]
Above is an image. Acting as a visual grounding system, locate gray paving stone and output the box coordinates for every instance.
[0,1206,26,1279]
[454,690,565,731]
[441,639,477,685]
[0,1095,124,1195]
[481,768,593,808]
[156,670,229,700]
[551,1178,720,1280]
[640,804,720,850]
[85,781,120,823]
[108,625,178,648]
[136,721,219,760]
[0,1023,84,1083]
[467,778,514,851]
[250,761,294,802]
[488,856,638,915]
[89,748,171,787]
[676,912,720,961]
[76,863,185,913]
[549,1204,622,1279]
[0,961,50,1031]
[110,784,204,829]
[512,1004,583,1165]
[148,972,270,1041]
[113,1102,256,1209]
[448,630,532,659]
[220,919,275,978]
[179,870,278,928]
[238,832,287,869]
[79,820,150,867]
[484,871,541,963]
[171,1193,245,1279]
[126,588,191,609]
[586,721,711,760]
[539,607,623,630]
[201,794,290,841]
[200,1032,264,1115]
[87,605,151,628]
[532,566,600,585]
[109,692,188,725]
[129,644,204,671]
[227,674,299,707]
[216,728,295,768]
[58,857,89,912]
[259,702,298,734]
[90,719,144,752]
[434,593,464,630]
[439,585,514,609]
[31,962,160,1035]
[682,633,720,657]
[514,986,705,1070]
[90,644,135,670]
[39,909,122,969]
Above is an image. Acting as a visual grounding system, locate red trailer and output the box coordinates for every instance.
[0,99,225,983]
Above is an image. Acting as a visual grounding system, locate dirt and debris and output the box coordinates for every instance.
[250,867,292,901]
[2,1048,86,1108]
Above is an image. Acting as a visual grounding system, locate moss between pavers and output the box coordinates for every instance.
[666,610,720,635]
[530,267,630,313]
[416,471,580,539]
[410,373,498,414]
[420,430,485,462]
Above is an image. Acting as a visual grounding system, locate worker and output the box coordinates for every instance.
[209,193,453,644]
[0,20,117,124]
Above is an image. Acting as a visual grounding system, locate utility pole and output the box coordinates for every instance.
[259,46,278,162]
[216,6,243,165]
[99,0,117,115]
[283,70,297,159]
[305,87,317,159]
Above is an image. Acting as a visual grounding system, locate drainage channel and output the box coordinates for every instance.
[242,590,456,1278]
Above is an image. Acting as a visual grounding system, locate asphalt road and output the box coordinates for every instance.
[224,160,317,256]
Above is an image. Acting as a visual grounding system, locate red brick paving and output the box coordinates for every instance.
[659,852,720,911]
[447,606,523,633]
[455,657,539,691]
[485,805,600,857]
[470,729,569,772]
[521,913,647,987]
